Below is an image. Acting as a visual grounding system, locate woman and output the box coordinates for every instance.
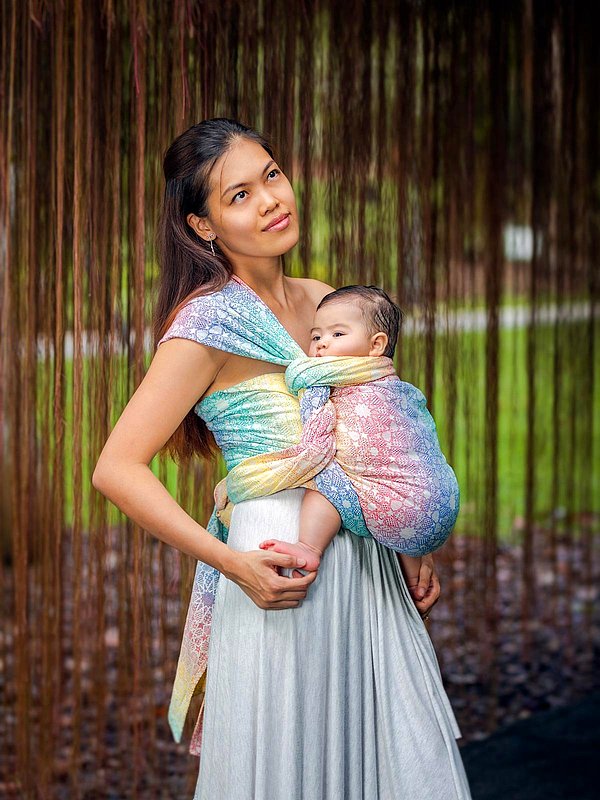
[92,118,472,799]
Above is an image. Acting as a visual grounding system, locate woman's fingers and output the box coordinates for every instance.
[413,557,432,600]
[237,550,319,609]
[427,570,441,606]
[271,569,318,598]
[290,568,310,578]
[413,575,441,615]
[276,570,318,589]
[267,551,308,571]
[410,554,441,615]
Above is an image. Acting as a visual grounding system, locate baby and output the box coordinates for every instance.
[258,285,425,593]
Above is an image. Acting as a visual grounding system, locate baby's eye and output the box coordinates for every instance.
[311,335,321,341]
[333,332,344,337]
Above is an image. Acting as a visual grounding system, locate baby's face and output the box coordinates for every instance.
[309,301,386,357]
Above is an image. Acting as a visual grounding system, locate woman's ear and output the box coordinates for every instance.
[186,212,214,241]
[369,332,388,356]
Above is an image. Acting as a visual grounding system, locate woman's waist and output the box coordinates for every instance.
[226,488,307,551]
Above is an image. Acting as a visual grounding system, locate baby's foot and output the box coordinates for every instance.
[259,538,322,573]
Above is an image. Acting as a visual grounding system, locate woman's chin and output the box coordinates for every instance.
[264,222,299,254]
[267,240,299,257]
[237,227,299,260]
[277,230,299,253]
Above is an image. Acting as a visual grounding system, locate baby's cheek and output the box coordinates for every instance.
[335,340,358,356]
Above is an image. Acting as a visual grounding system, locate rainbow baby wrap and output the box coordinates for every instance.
[156,274,460,754]
[213,353,460,558]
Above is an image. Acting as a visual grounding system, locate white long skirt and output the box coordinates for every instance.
[194,488,473,800]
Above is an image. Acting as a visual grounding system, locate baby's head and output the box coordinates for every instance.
[309,285,403,359]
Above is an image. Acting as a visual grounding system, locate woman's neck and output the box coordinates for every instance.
[232,258,292,310]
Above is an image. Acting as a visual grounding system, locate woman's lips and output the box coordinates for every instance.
[263,213,291,231]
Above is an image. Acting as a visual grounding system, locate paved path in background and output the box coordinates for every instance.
[461,690,600,800]
[38,300,600,358]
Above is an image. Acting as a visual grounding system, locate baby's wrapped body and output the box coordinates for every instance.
[215,354,460,557]
[319,369,459,555]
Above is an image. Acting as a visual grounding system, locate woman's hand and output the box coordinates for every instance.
[228,550,318,610]
[399,552,440,618]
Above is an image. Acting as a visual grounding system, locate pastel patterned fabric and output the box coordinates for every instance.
[157,274,306,750]
[156,274,458,753]
[214,354,460,557]
[211,355,396,536]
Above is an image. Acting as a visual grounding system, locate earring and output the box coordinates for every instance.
[208,234,216,256]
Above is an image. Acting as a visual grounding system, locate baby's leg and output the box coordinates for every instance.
[259,489,342,573]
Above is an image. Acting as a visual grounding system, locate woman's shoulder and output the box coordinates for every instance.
[156,281,234,349]
[288,276,336,305]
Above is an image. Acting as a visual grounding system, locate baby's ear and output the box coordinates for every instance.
[371,331,388,355]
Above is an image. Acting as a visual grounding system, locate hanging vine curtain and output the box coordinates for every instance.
[0,0,598,796]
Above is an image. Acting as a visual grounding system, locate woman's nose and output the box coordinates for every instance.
[260,192,280,213]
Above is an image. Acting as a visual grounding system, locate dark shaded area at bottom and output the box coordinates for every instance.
[460,690,600,800]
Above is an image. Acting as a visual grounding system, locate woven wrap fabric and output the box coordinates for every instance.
[156,274,459,753]
[214,354,460,558]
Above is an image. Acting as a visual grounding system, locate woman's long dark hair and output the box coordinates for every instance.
[153,118,275,463]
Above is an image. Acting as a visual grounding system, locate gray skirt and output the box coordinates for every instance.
[194,488,473,800]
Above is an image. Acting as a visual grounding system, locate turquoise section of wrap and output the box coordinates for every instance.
[158,273,372,544]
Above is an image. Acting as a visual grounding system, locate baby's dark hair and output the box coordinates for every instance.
[316,285,403,358]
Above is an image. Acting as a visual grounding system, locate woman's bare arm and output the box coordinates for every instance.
[92,338,317,608]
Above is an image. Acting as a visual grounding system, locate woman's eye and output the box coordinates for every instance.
[232,169,281,203]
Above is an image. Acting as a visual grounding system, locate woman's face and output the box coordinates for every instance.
[193,137,299,260]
